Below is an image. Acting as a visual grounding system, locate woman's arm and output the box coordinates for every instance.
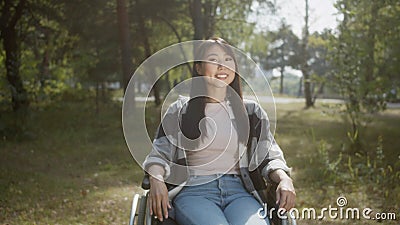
[143,98,186,179]
[148,164,171,222]
[249,101,295,210]
[143,99,185,221]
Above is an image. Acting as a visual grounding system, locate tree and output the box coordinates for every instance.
[127,0,264,105]
[265,22,300,94]
[62,0,122,106]
[301,0,313,108]
[1,0,29,111]
[188,0,269,44]
[331,0,400,149]
[307,30,334,101]
[130,0,185,106]
[1,0,72,110]
[116,0,134,107]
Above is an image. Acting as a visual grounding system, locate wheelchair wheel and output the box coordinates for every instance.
[137,195,147,225]
[144,192,159,225]
[129,194,140,225]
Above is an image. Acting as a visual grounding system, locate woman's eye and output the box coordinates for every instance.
[208,58,217,62]
[225,57,233,61]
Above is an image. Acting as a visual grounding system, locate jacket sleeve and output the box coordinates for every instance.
[142,101,181,180]
[248,101,291,183]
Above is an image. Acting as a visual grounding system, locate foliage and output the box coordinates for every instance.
[265,22,300,70]
[306,31,334,99]
[309,132,400,193]
[0,0,78,108]
[282,103,400,213]
[0,0,339,112]
[347,136,400,194]
[307,128,343,185]
[264,22,300,94]
[330,0,400,148]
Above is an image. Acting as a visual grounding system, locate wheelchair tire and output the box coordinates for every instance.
[137,195,147,225]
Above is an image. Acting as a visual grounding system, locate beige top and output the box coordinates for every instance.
[186,101,240,175]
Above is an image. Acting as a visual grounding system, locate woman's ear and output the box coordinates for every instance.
[195,63,202,75]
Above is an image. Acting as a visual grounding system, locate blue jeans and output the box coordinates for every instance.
[173,174,270,225]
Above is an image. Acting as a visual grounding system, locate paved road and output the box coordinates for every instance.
[123,96,400,108]
[130,96,342,103]
[243,96,344,104]
[245,96,400,108]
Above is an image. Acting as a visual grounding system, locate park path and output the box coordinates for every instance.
[122,96,400,108]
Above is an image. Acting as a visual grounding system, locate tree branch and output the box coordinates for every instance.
[157,16,192,74]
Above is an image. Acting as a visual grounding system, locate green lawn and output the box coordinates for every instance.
[0,101,143,224]
[272,102,399,224]
[0,99,398,224]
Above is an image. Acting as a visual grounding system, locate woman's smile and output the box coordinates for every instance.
[215,72,229,80]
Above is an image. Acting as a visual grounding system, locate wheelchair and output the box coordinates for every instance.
[129,174,296,225]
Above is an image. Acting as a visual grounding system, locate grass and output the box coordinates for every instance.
[0,100,144,224]
[272,102,400,224]
[0,99,399,224]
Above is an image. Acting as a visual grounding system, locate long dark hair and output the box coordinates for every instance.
[180,37,248,148]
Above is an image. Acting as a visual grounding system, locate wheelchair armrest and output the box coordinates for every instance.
[141,173,150,190]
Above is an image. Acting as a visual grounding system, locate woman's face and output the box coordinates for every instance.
[196,45,236,87]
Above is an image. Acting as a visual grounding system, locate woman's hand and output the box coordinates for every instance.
[276,177,296,211]
[269,169,296,211]
[149,175,171,222]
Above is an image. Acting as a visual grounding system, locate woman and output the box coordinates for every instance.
[143,37,295,225]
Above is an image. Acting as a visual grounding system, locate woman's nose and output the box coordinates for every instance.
[217,61,227,68]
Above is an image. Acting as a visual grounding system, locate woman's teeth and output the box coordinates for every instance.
[216,74,227,79]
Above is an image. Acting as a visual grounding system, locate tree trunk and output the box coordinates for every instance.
[116,0,134,107]
[302,0,313,108]
[303,72,313,107]
[280,65,284,94]
[279,43,285,94]
[191,0,204,40]
[137,7,161,106]
[165,72,171,93]
[1,0,29,112]
[3,27,29,111]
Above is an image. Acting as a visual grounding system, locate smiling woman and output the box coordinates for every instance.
[143,37,295,225]
[196,44,236,89]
